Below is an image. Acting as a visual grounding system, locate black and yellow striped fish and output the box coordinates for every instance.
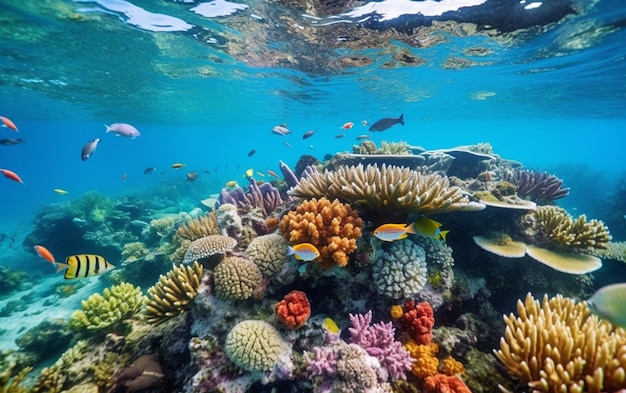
[56,254,115,279]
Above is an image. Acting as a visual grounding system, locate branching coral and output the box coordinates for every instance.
[121,241,149,264]
[288,163,484,214]
[0,363,32,393]
[68,282,144,332]
[174,211,220,243]
[509,168,570,204]
[219,177,283,216]
[493,293,626,393]
[279,197,363,269]
[144,261,203,325]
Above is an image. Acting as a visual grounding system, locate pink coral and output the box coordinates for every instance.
[400,300,435,345]
[305,346,338,377]
[274,290,311,330]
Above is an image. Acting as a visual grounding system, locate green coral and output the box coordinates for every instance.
[71,191,116,224]
[69,283,144,333]
[0,363,32,393]
[121,242,149,264]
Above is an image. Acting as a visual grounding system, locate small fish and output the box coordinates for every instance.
[373,222,415,242]
[0,116,18,131]
[267,169,280,178]
[243,168,254,178]
[587,283,626,329]
[34,245,56,265]
[287,243,320,261]
[105,123,141,138]
[414,217,449,241]
[186,171,198,181]
[335,134,346,139]
[369,114,404,132]
[341,122,353,129]
[121,174,127,182]
[0,138,25,146]
[309,144,314,149]
[171,163,186,169]
[272,125,291,135]
[53,188,69,195]
[303,130,315,139]
[361,120,368,126]
[255,171,265,177]
[225,180,238,188]
[81,138,101,161]
[356,135,370,140]
[143,167,156,174]
[323,317,340,334]
[0,169,24,184]
[247,149,256,157]
[283,141,292,148]
[55,254,115,279]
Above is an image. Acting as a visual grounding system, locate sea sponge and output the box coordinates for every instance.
[390,305,403,320]
[274,290,311,330]
[440,357,465,376]
[245,233,290,277]
[224,320,287,372]
[279,197,363,269]
[68,282,143,332]
[371,239,427,299]
[213,256,262,300]
[493,292,626,393]
[288,163,485,214]
[144,261,203,325]
[182,234,237,265]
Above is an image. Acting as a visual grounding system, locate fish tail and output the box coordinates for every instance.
[286,246,295,256]
[399,113,405,125]
[55,262,69,272]
[439,230,450,242]
[104,124,111,133]
[404,222,416,234]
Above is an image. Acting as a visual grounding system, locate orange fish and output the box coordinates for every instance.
[0,168,23,183]
[373,222,416,242]
[34,245,56,265]
[287,243,320,261]
[341,122,354,130]
[0,116,18,131]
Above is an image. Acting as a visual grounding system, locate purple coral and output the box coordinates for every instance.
[279,160,299,188]
[348,311,414,380]
[218,177,283,216]
[305,346,337,377]
[509,169,570,204]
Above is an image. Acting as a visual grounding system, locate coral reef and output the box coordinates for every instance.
[0,363,32,393]
[294,154,319,178]
[509,168,570,204]
[174,211,220,242]
[399,300,435,345]
[406,341,439,378]
[182,234,236,265]
[144,261,203,325]
[371,239,428,299]
[15,318,72,366]
[121,241,149,264]
[274,290,311,330]
[218,177,283,217]
[494,293,626,393]
[213,256,263,300]
[215,203,243,239]
[0,266,27,296]
[279,197,363,269]
[424,374,472,393]
[113,354,164,391]
[245,233,290,277]
[224,320,289,372]
[288,163,485,214]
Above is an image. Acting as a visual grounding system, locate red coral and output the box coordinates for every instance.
[423,374,472,393]
[274,290,311,330]
[400,300,435,345]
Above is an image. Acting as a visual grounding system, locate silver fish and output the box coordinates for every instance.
[272,125,291,135]
[302,130,315,139]
[356,135,370,140]
[81,138,101,161]
[369,114,404,132]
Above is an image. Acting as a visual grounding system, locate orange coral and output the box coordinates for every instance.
[274,290,311,330]
[423,374,472,393]
[279,197,362,269]
[440,357,464,376]
[390,304,403,320]
[406,340,439,378]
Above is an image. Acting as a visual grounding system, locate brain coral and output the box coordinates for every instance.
[225,320,287,372]
[371,239,428,299]
[245,233,290,277]
[279,197,363,269]
[182,234,237,265]
[213,256,262,300]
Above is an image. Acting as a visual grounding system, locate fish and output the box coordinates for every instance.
[369,113,405,132]
[287,243,320,261]
[247,149,256,157]
[255,171,265,177]
[171,163,186,169]
[303,130,315,139]
[308,144,314,149]
[143,167,156,174]
[272,125,291,135]
[81,138,101,161]
[283,141,292,148]
[323,317,340,334]
[55,254,115,279]
[414,217,449,241]
[373,222,416,242]
[186,171,198,181]
[105,123,141,138]
[356,135,370,140]
[587,283,626,329]
[225,180,238,188]
[54,188,69,195]
[0,116,18,131]
[341,122,353,129]
[121,174,127,182]
[34,245,56,265]
[335,134,346,139]
[361,120,368,126]
[0,169,24,184]
[267,169,280,178]
[243,168,254,178]
[0,138,25,146]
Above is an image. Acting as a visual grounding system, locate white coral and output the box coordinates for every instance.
[371,239,427,299]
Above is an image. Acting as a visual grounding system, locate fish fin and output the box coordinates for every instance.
[104,124,111,132]
[398,233,408,240]
[294,254,303,261]
[439,230,450,242]
[404,222,416,234]
[55,262,69,273]
[399,113,405,125]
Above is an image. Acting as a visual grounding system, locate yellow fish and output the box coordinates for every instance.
[171,163,186,169]
[323,317,340,334]
[587,283,626,329]
[242,168,254,178]
[55,254,115,279]
[414,217,449,242]
[373,222,415,242]
[225,180,238,188]
[53,188,69,195]
[287,243,320,261]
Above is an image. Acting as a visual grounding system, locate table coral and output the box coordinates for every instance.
[182,234,237,265]
[279,197,363,269]
[493,292,626,393]
[213,256,262,300]
[68,282,143,332]
[224,320,288,372]
[288,163,485,214]
[372,239,428,299]
[144,261,203,325]
[245,233,290,276]
[275,290,311,330]
[400,300,435,345]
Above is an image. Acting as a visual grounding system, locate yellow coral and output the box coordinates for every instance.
[174,211,220,242]
[406,340,439,378]
[121,241,149,264]
[440,357,464,376]
[494,293,626,393]
[279,197,363,269]
[0,363,32,393]
[390,304,403,320]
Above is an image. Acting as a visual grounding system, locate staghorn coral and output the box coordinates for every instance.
[213,256,262,300]
[526,206,611,251]
[224,320,288,372]
[288,163,484,214]
[279,197,363,269]
[245,233,290,277]
[493,293,626,393]
[509,168,570,204]
[371,239,428,299]
[68,282,144,332]
[144,261,203,325]
[275,290,311,330]
[182,234,236,265]
[174,211,220,242]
